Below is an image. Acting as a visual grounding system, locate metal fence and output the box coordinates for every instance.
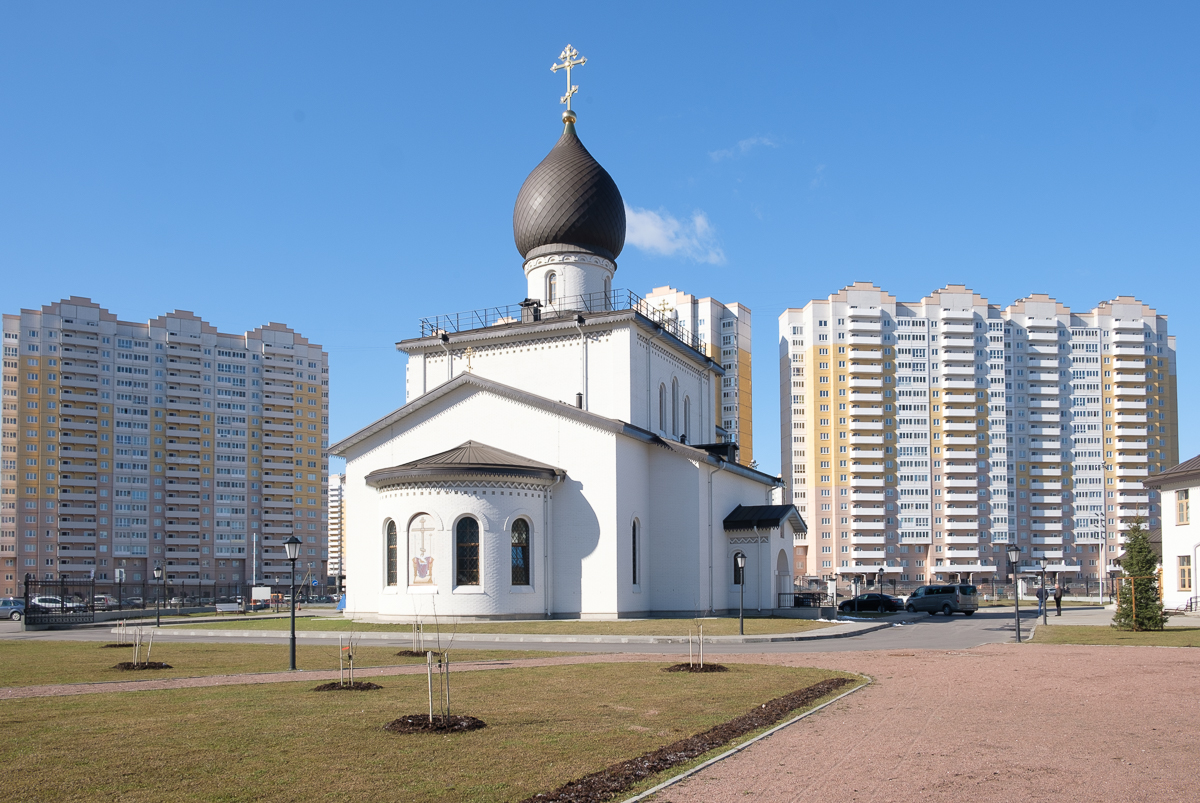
[419,289,705,354]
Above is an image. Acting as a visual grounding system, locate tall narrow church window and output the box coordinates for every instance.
[547,272,558,304]
[511,519,530,586]
[456,517,480,586]
[385,521,398,586]
[683,396,691,442]
[671,378,679,437]
[632,521,639,585]
[658,384,666,432]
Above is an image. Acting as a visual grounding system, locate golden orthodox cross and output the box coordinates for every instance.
[412,516,435,556]
[551,44,587,110]
[464,346,475,372]
[657,299,673,316]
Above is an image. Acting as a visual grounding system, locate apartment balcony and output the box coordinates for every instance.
[60,361,99,374]
[943,434,978,446]
[59,477,97,488]
[942,378,977,390]
[166,456,201,466]
[1028,385,1059,396]
[942,406,975,418]
[849,419,884,431]
[940,308,975,322]
[1032,535,1064,545]
[1031,548,1065,560]
[1027,411,1061,423]
[1028,371,1058,382]
[1027,358,1060,368]
[942,463,977,475]
[1026,330,1059,342]
[938,563,997,574]
[851,490,885,501]
[940,349,975,363]
[263,422,293,432]
[58,417,98,429]
[850,519,885,531]
[1114,439,1147,450]
[847,318,882,333]
[940,321,975,335]
[165,522,202,532]
[1111,332,1145,344]
[60,375,99,388]
[1029,454,1062,464]
[1030,507,1062,517]
[263,447,296,457]
[850,535,888,548]
[1113,400,1147,411]
[1116,466,1149,477]
[59,434,98,446]
[1113,373,1146,385]
[166,467,202,477]
[943,520,978,531]
[1029,426,1060,437]
[1027,344,1060,357]
[942,364,975,377]
[845,333,882,346]
[945,533,979,545]
[851,548,888,560]
[946,547,981,560]
[847,362,882,375]
[848,377,883,389]
[944,477,979,488]
[165,440,202,451]
[1114,453,1146,465]
[1028,466,1062,477]
[943,488,979,500]
[943,421,978,432]
[58,491,98,501]
[1114,411,1147,423]
[849,477,885,487]
[836,564,904,575]
[263,513,294,522]
[167,386,203,399]
[849,435,884,446]
[57,519,97,529]
[166,399,204,411]
[1112,342,1146,355]
[1030,521,1063,531]
[262,525,296,535]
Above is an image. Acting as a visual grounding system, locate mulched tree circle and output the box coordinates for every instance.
[662,663,729,673]
[112,662,173,671]
[395,650,427,658]
[384,714,487,734]
[99,643,131,649]
[312,681,383,692]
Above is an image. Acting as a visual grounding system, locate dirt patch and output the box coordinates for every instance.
[311,681,382,692]
[384,714,487,734]
[395,650,428,658]
[661,663,729,673]
[99,643,132,649]
[522,676,854,802]
[111,662,173,671]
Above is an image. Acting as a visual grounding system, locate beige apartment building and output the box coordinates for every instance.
[327,472,345,591]
[779,283,1177,593]
[0,297,330,598]
[644,286,753,465]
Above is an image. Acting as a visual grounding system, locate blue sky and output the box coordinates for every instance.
[2,3,1197,476]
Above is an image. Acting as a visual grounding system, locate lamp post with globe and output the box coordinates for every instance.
[283,536,302,670]
[1006,543,1022,642]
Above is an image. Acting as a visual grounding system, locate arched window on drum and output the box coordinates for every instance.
[511,519,530,586]
[385,520,398,586]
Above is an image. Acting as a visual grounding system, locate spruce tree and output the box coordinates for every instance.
[1111,520,1166,631]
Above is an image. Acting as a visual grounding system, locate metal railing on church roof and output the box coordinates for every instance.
[419,289,706,355]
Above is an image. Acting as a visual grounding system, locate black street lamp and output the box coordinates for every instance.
[735,552,746,636]
[1006,543,1021,643]
[153,565,163,628]
[283,536,302,670]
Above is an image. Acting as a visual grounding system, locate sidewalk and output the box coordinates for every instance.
[1037,604,1200,627]
[130,617,915,645]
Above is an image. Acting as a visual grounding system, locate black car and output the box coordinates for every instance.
[838,593,904,613]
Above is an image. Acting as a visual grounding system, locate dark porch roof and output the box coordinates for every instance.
[723,504,806,533]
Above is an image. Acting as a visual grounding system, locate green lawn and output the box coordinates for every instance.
[170,615,832,636]
[0,641,568,688]
[1031,625,1200,647]
[0,662,859,803]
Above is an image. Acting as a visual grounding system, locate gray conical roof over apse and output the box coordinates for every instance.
[513,120,626,262]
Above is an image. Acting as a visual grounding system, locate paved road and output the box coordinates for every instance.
[0,607,1049,653]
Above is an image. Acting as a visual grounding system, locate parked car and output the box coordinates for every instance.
[905,584,979,616]
[27,595,87,612]
[838,593,904,613]
[0,598,24,620]
[93,594,120,611]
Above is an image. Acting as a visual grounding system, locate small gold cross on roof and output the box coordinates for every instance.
[551,44,586,110]
[464,346,475,372]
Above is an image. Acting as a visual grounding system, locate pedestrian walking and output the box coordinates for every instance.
[1036,585,1047,617]
[1054,584,1063,616]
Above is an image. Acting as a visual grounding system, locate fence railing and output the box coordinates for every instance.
[418,289,705,354]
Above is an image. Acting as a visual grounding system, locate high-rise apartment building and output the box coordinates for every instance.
[644,286,753,465]
[327,472,345,591]
[779,283,1177,591]
[0,297,330,598]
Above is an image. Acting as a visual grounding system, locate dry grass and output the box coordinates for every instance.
[0,641,567,688]
[0,662,859,803]
[1031,625,1200,647]
[173,616,832,636]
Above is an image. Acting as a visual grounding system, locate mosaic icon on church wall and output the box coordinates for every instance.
[409,514,436,585]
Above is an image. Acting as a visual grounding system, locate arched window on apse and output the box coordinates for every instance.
[385,521,398,586]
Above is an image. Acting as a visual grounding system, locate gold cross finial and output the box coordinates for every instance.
[464,346,475,372]
[551,44,587,111]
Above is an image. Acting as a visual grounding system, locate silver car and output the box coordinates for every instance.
[0,598,24,621]
[905,584,979,616]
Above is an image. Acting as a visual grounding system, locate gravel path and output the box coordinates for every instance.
[653,643,1200,803]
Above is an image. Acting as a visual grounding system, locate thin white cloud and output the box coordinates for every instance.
[810,163,826,189]
[708,135,778,162]
[625,205,725,264]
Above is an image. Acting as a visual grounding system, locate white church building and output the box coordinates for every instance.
[331,97,803,621]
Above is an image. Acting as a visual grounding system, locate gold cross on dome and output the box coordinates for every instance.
[551,44,587,110]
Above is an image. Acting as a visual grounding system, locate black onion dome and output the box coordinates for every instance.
[513,120,626,262]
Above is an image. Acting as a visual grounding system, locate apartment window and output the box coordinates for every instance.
[1180,556,1193,592]
[1178,489,1190,525]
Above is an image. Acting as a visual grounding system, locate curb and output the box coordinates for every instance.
[133,621,897,645]
[622,675,873,802]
